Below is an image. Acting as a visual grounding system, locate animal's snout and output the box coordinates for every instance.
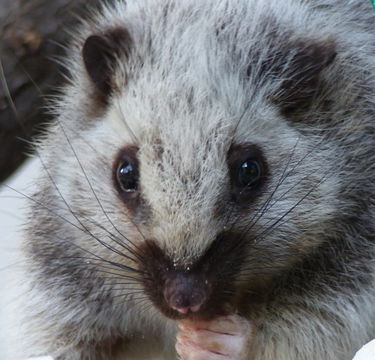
[163,272,208,314]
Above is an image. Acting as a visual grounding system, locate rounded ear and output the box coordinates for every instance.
[273,39,337,113]
[82,28,132,98]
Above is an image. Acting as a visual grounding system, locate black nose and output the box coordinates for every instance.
[163,272,207,314]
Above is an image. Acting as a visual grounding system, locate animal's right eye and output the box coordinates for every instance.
[113,146,140,198]
[116,161,138,192]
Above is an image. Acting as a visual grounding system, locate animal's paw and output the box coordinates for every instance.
[176,315,253,360]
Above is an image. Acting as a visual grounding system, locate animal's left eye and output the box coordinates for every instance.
[227,144,267,201]
[237,159,262,188]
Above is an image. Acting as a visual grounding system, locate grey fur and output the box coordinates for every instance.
[8,0,375,359]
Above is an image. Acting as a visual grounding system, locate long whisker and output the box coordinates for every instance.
[0,57,19,117]
[253,170,331,245]
[251,136,301,221]
[56,120,146,256]
[77,214,144,263]
[15,64,148,252]
[3,185,147,277]
[232,140,328,255]
[223,136,302,243]
[1,61,142,267]
[236,171,332,275]
[58,255,145,275]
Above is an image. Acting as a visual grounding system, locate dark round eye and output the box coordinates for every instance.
[237,159,262,188]
[116,161,138,192]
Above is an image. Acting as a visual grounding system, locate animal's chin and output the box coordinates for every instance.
[154,299,232,321]
[160,310,223,321]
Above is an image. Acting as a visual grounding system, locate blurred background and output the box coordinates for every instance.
[0,0,107,183]
[0,1,107,357]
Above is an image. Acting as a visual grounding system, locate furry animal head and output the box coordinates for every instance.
[27,0,374,327]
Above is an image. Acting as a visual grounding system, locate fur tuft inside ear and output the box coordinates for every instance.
[82,28,132,98]
[273,39,337,113]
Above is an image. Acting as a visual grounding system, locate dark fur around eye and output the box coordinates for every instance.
[227,144,268,202]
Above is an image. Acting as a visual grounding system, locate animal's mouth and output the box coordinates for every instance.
[142,265,221,320]
[137,233,247,320]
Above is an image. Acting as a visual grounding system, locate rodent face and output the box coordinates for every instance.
[48,86,338,320]
[104,94,339,319]
[31,0,342,321]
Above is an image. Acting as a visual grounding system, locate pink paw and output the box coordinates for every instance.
[176,315,253,360]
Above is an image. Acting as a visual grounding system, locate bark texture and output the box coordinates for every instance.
[0,0,103,182]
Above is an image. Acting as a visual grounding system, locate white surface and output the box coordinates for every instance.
[0,158,40,359]
[353,339,375,360]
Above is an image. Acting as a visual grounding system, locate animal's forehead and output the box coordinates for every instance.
[80,0,331,148]
[109,83,281,153]
[138,118,232,176]
[105,68,313,176]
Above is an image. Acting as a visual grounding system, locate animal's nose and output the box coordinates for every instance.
[163,272,207,314]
